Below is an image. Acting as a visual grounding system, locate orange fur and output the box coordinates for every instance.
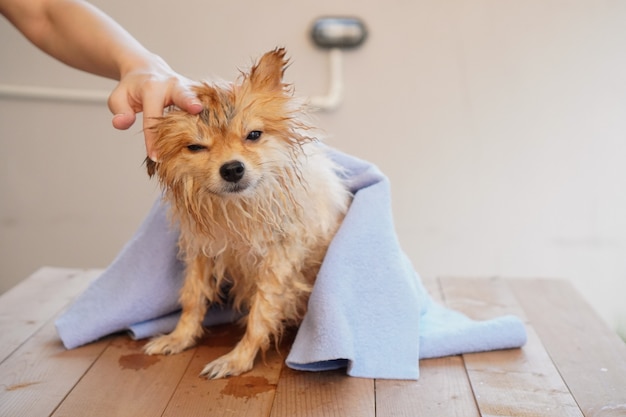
[143,48,352,379]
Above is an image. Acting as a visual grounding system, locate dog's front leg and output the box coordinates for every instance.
[200,282,282,379]
[144,255,210,355]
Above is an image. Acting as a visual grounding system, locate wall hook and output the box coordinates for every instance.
[308,17,368,112]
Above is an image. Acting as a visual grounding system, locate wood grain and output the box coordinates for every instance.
[440,277,584,417]
[0,267,100,363]
[270,367,375,417]
[511,279,626,417]
[376,356,480,417]
[161,324,286,417]
[0,320,110,417]
[51,337,195,417]
[3,268,626,417]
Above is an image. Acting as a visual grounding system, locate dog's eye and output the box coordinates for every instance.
[246,130,262,141]
[186,144,207,152]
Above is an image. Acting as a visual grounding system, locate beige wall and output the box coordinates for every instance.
[2,0,626,334]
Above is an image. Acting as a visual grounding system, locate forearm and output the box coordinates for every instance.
[1,0,154,80]
[1,0,202,160]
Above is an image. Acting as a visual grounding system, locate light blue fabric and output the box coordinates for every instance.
[55,148,526,380]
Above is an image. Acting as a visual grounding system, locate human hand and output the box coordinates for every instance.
[108,56,203,161]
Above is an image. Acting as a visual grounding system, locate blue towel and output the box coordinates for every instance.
[55,148,526,380]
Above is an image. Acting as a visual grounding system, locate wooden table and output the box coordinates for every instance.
[1,267,625,417]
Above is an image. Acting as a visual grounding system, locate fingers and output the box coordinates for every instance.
[141,89,163,162]
[112,112,136,130]
[167,73,203,115]
[142,80,203,161]
[108,84,138,130]
[107,74,203,162]
[173,89,203,115]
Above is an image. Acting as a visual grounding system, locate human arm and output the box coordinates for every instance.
[0,0,202,160]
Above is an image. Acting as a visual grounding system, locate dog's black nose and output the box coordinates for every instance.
[220,160,245,183]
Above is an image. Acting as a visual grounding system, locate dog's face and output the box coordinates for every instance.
[146,48,309,199]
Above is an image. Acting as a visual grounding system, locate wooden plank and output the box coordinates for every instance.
[439,277,584,417]
[0,267,101,363]
[161,323,286,417]
[462,330,584,417]
[511,279,626,417]
[0,320,110,417]
[439,276,523,321]
[376,275,480,417]
[376,356,480,417]
[269,367,374,417]
[51,336,195,417]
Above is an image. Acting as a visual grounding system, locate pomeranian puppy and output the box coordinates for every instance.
[143,48,352,379]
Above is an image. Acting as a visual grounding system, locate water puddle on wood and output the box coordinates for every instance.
[118,353,160,371]
[220,376,276,398]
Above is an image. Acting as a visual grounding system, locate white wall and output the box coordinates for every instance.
[2,0,626,334]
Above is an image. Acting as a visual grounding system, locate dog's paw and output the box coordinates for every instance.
[199,351,255,379]
[144,334,196,356]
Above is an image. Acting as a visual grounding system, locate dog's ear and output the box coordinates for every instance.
[249,48,288,92]
[145,156,157,177]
